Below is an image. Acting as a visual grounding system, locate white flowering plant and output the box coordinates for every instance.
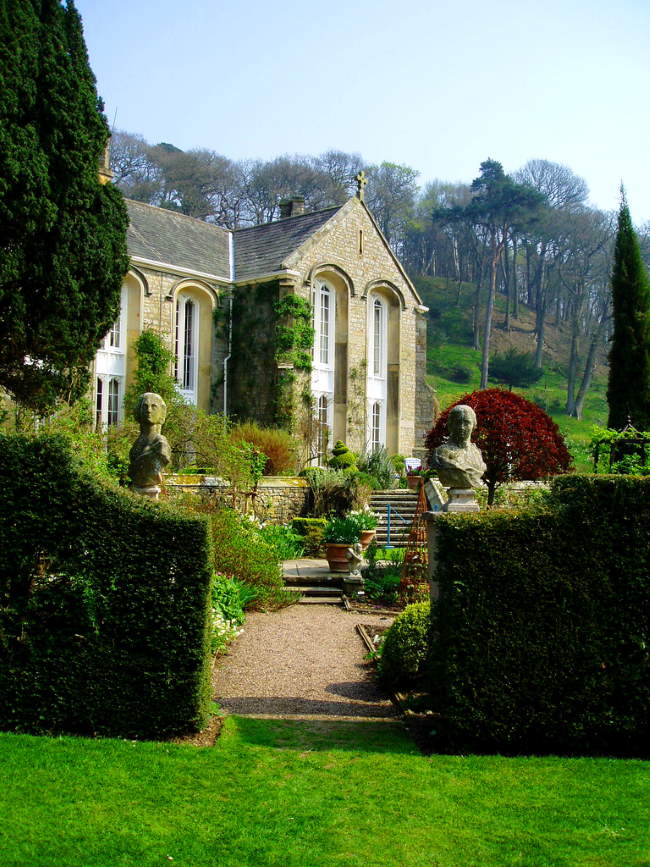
[210,572,256,655]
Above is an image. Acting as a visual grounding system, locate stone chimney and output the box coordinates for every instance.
[279,196,305,219]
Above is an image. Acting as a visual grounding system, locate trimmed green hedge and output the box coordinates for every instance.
[432,475,650,756]
[0,435,213,739]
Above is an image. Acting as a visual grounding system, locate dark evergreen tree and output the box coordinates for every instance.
[0,0,129,411]
[606,193,650,430]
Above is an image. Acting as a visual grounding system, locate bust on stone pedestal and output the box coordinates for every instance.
[429,404,486,512]
[128,392,171,500]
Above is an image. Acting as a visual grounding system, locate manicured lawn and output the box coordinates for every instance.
[1,717,649,865]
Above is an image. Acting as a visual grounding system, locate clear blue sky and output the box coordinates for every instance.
[76,0,650,223]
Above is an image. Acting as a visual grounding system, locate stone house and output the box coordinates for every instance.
[94,180,433,462]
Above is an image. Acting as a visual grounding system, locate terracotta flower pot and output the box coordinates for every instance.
[325,542,354,573]
[360,529,376,550]
[407,474,421,490]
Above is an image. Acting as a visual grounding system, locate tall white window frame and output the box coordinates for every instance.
[175,294,199,404]
[101,285,127,353]
[95,285,127,430]
[311,279,335,369]
[372,297,385,377]
[311,279,336,463]
[366,293,388,450]
[316,394,331,460]
[94,374,123,430]
[371,401,382,452]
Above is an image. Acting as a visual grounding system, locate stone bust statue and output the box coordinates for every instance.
[430,404,486,490]
[128,392,172,494]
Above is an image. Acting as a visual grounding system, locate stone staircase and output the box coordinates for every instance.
[282,559,343,602]
[370,488,420,548]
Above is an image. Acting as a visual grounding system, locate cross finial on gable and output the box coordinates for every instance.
[356,170,367,201]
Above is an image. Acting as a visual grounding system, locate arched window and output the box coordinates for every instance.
[373,298,385,377]
[312,279,334,368]
[367,294,388,450]
[175,294,198,402]
[311,279,336,462]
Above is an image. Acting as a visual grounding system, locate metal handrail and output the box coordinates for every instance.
[385,503,410,549]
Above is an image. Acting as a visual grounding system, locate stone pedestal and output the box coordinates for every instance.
[444,488,480,512]
[133,485,161,500]
[342,574,365,597]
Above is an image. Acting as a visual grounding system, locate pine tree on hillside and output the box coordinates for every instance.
[0,0,129,411]
[606,192,650,430]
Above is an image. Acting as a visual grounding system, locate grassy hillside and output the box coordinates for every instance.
[415,277,609,472]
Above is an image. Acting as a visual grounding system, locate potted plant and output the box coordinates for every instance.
[406,468,425,490]
[347,508,378,549]
[323,514,363,572]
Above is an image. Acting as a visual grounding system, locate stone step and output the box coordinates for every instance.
[283,574,342,588]
[283,585,342,599]
[370,497,419,507]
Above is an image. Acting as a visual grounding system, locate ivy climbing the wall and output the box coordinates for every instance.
[274,294,314,372]
[274,294,314,432]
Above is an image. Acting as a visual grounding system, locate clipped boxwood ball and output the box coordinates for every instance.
[329,451,357,469]
[379,601,431,688]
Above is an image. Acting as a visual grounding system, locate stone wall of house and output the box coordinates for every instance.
[165,475,310,523]
[125,265,223,413]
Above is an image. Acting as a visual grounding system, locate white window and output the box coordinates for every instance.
[101,286,127,352]
[94,375,123,430]
[107,378,120,426]
[317,394,331,458]
[372,297,386,378]
[175,294,199,403]
[311,279,336,456]
[312,279,334,369]
[95,377,103,431]
[319,289,330,365]
[366,293,388,450]
[95,285,127,430]
[371,401,382,452]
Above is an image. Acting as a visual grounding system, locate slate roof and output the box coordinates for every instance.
[126,200,231,278]
[125,200,343,283]
[233,207,341,281]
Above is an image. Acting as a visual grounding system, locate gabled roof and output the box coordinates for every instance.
[126,200,230,279]
[232,207,341,281]
[123,198,422,305]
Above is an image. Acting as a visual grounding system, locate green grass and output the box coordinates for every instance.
[1,717,649,865]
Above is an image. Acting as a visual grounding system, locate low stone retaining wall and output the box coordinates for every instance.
[165,475,310,523]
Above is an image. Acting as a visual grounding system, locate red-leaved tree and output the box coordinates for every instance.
[425,389,573,505]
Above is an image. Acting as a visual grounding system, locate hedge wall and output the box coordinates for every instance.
[0,435,213,738]
[432,475,650,756]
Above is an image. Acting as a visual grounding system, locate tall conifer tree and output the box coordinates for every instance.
[606,192,650,430]
[0,0,129,411]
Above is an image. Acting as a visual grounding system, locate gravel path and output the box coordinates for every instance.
[213,603,398,721]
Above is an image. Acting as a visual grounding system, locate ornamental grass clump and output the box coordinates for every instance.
[303,467,368,516]
[230,422,298,475]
